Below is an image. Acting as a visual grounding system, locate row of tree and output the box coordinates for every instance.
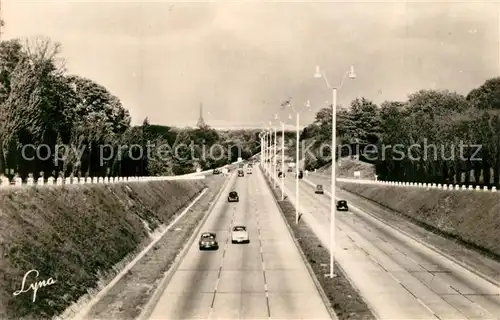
[300,77,500,187]
[0,36,259,180]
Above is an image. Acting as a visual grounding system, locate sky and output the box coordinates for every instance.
[3,0,500,129]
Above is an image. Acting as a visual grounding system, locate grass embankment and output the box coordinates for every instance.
[0,177,223,319]
[339,182,500,263]
[80,175,228,320]
[315,158,375,180]
[263,177,375,320]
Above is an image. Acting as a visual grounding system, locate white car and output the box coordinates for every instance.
[231,226,249,243]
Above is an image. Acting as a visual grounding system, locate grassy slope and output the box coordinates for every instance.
[339,182,500,260]
[0,180,206,319]
[315,158,376,180]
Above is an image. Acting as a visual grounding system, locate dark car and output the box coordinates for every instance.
[278,171,285,178]
[296,170,303,179]
[336,200,348,211]
[238,169,244,177]
[287,167,293,172]
[199,232,218,250]
[213,168,220,174]
[315,184,324,194]
[248,163,253,168]
[239,164,244,168]
[228,191,239,202]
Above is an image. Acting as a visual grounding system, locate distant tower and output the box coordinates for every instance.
[196,102,207,128]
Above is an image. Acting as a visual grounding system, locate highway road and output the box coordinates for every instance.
[279,173,500,319]
[146,167,332,319]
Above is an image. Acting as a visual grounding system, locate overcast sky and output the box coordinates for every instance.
[3,1,500,128]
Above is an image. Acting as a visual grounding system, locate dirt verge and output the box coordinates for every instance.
[263,176,375,320]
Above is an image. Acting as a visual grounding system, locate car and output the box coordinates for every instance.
[287,167,293,172]
[246,168,252,174]
[228,191,239,202]
[199,232,218,250]
[296,170,303,179]
[248,163,253,168]
[336,200,348,211]
[231,226,249,243]
[315,184,324,194]
[239,164,244,168]
[213,168,220,174]
[278,171,285,178]
[238,169,244,177]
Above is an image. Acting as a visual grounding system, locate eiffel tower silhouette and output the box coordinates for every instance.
[196,102,208,128]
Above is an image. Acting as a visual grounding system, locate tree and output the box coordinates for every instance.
[466,77,500,110]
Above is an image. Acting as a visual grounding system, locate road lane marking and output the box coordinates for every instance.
[287,181,488,319]
[254,183,271,319]
[209,204,236,313]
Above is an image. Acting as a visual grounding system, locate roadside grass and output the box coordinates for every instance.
[0,179,208,319]
[339,182,500,270]
[315,158,375,180]
[264,177,375,320]
[79,175,228,320]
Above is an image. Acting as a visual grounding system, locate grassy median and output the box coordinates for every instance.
[263,177,375,320]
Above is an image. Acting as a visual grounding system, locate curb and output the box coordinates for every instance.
[260,168,339,320]
[136,172,237,320]
[304,177,500,290]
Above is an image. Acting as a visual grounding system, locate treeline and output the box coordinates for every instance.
[301,77,500,187]
[0,37,258,180]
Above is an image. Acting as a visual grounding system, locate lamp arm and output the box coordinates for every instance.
[337,70,350,90]
[322,71,332,89]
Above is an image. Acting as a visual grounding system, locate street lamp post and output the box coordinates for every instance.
[314,64,356,278]
[273,113,287,201]
[281,121,285,200]
[260,132,264,168]
[268,130,272,175]
[282,99,311,224]
[263,130,268,173]
[273,127,277,188]
[295,112,299,224]
[267,130,272,176]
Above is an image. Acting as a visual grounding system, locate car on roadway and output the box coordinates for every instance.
[287,167,293,172]
[246,168,252,174]
[336,200,348,211]
[199,232,218,250]
[278,171,285,178]
[239,164,244,168]
[296,170,303,179]
[231,226,249,243]
[228,191,239,202]
[315,184,324,194]
[238,169,244,177]
[213,168,220,174]
[248,163,253,168]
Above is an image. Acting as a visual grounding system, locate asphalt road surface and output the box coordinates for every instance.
[280,173,500,319]
[147,168,331,319]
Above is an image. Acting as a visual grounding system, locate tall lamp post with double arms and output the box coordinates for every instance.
[313,64,356,278]
[281,99,311,224]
